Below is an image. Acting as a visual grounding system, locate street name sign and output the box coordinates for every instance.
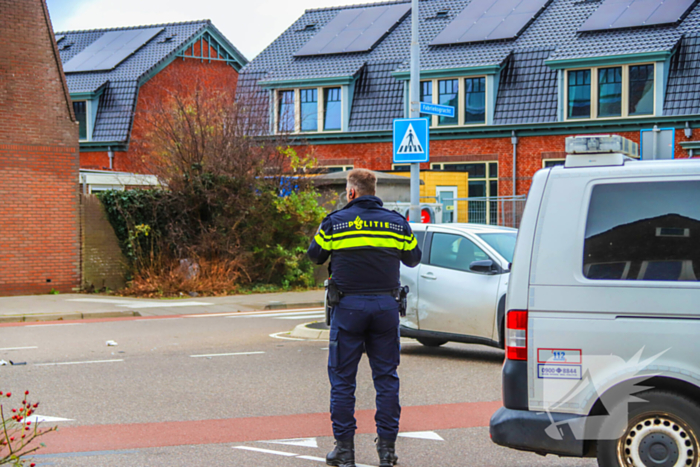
[393,118,429,163]
[419,102,455,118]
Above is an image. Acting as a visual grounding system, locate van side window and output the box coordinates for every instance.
[430,233,488,272]
[413,230,425,252]
[584,181,700,281]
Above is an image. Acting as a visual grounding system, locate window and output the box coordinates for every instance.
[300,89,318,132]
[584,181,700,281]
[278,90,295,133]
[598,67,622,118]
[464,77,486,124]
[566,63,655,120]
[543,159,565,168]
[629,64,654,116]
[430,233,490,272]
[438,79,458,126]
[276,87,342,134]
[322,165,353,173]
[391,164,411,172]
[420,81,433,104]
[431,161,499,224]
[324,87,342,131]
[421,75,487,127]
[567,70,591,119]
[73,101,87,140]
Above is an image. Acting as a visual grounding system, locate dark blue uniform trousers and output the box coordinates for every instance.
[328,294,401,441]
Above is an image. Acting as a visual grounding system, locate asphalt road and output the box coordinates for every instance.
[0,309,597,466]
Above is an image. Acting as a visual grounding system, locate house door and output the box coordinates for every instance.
[436,186,458,223]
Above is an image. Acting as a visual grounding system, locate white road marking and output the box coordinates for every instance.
[275,314,326,320]
[23,415,73,423]
[232,446,298,456]
[269,331,323,342]
[0,346,38,351]
[228,310,325,319]
[398,431,444,441]
[34,359,123,366]
[262,438,318,448]
[24,323,85,327]
[67,298,212,309]
[190,351,265,358]
[184,307,324,318]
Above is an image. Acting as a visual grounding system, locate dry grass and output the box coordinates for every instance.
[119,256,245,298]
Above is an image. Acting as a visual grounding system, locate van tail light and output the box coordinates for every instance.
[506,310,528,361]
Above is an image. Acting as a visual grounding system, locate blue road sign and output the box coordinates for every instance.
[420,102,455,118]
[393,118,429,163]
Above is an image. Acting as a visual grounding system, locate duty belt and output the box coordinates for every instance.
[342,291,395,297]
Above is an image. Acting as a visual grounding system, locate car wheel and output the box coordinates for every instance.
[597,390,700,467]
[416,338,448,347]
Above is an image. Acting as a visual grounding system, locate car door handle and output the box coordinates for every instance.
[420,272,437,280]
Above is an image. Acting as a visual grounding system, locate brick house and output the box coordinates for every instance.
[0,0,80,294]
[56,20,247,192]
[238,0,700,223]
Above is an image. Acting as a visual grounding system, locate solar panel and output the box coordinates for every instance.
[579,0,695,32]
[295,4,411,56]
[63,27,163,73]
[430,0,549,45]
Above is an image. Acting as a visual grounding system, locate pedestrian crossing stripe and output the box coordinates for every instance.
[396,123,424,154]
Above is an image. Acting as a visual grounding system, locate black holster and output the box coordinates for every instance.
[394,285,409,317]
[325,278,343,325]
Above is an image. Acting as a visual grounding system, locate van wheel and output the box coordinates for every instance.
[596,390,700,467]
[416,338,448,347]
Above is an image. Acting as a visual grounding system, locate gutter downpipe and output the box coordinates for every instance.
[108,146,114,170]
[511,131,518,228]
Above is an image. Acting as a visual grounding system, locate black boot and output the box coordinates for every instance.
[376,437,398,467]
[326,438,355,467]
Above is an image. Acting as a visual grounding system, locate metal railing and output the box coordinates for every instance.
[440,196,527,228]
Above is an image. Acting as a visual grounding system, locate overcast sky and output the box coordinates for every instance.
[46,0,369,62]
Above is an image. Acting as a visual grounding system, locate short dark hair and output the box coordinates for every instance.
[347,169,376,197]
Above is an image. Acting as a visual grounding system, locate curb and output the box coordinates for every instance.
[263,301,325,310]
[290,322,330,340]
[0,310,141,323]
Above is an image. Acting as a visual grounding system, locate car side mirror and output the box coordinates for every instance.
[469,259,497,274]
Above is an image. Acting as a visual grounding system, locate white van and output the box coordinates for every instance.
[490,135,700,467]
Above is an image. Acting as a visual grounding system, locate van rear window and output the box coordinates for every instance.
[584,181,700,282]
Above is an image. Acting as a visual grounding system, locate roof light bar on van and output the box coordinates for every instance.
[506,310,528,361]
[564,135,639,168]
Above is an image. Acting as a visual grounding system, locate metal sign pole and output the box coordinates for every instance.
[409,0,421,223]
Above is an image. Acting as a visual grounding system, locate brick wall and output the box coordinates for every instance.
[81,195,127,291]
[0,0,80,295]
[80,40,239,173]
[307,127,699,198]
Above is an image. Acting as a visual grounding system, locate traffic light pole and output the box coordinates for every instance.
[409,0,421,224]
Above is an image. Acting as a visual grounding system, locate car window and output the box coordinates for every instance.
[413,230,425,251]
[430,232,489,272]
[477,232,517,263]
[584,181,700,281]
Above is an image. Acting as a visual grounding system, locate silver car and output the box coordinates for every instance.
[400,223,517,348]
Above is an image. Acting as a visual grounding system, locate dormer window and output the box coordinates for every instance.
[421,76,487,127]
[73,101,88,140]
[275,87,344,134]
[565,63,655,120]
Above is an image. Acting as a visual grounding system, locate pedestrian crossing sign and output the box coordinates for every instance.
[393,118,429,163]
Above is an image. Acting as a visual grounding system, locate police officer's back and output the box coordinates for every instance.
[308,169,421,467]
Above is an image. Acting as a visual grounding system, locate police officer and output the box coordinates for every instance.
[308,169,421,467]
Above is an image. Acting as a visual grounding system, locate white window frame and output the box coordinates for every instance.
[542,158,566,168]
[274,87,344,135]
[421,75,488,128]
[391,163,411,171]
[564,62,656,121]
[320,165,353,172]
[73,99,91,141]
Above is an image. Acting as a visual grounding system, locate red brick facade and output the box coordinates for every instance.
[80,40,239,172]
[0,0,80,295]
[310,127,700,196]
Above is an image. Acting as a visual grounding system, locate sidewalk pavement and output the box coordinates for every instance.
[0,289,325,323]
